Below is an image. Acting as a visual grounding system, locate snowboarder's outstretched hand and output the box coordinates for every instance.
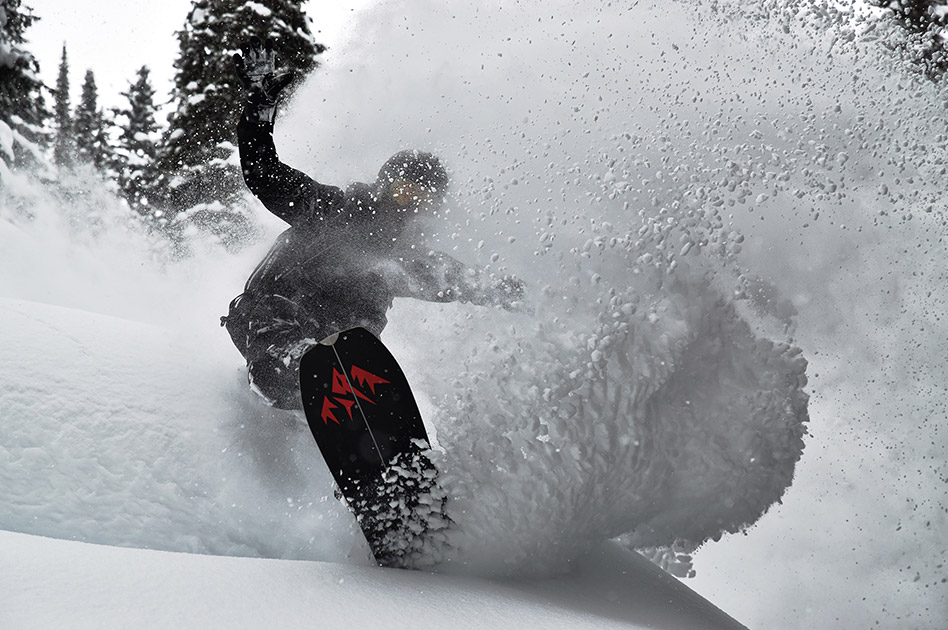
[496,275,528,312]
[233,37,295,123]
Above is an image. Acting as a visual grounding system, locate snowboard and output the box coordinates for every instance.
[299,327,437,565]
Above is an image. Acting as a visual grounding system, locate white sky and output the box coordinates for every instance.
[23,0,371,111]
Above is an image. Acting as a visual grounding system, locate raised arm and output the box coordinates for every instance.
[385,250,526,311]
[234,38,344,225]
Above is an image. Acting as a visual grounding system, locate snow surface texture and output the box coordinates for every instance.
[0,297,359,561]
[2,0,947,628]
[2,531,745,630]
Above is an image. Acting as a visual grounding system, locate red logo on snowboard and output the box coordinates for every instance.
[320,365,390,425]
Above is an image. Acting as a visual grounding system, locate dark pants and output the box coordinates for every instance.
[224,293,316,410]
[223,291,389,410]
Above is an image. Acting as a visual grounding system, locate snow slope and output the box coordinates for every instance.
[0,297,363,562]
[2,531,746,630]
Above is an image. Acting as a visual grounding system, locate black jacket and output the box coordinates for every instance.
[234,111,509,339]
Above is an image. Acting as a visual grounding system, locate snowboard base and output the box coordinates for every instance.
[299,328,446,567]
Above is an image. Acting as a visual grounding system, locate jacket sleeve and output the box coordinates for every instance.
[237,107,346,226]
[385,250,525,310]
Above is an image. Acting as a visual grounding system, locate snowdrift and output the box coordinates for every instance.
[0,297,368,562]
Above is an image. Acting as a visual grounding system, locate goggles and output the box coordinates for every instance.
[391,179,439,209]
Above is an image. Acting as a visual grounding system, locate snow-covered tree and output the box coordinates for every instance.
[869,0,948,78]
[52,44,74,167]
[73,69,113,172]
[0,0,50,171]
[156,0,325,244]
[115,66,162,218]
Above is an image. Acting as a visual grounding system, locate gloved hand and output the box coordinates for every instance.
[496,275,527,312]
[233,37,295,123]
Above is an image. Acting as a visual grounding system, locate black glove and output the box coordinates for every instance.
[496,275,527,312]
[233,37,295,123]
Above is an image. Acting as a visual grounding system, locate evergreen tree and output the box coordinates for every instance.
[115,66,161,217]
[156,0,325,239]
[73,69,113,171]
[52,44,74,167]
[0,0,50,170]
[869,0,948,78]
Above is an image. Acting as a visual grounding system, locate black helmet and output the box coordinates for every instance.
[377,150,449,195]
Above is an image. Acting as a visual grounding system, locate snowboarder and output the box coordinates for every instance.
[222,38,525,410]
